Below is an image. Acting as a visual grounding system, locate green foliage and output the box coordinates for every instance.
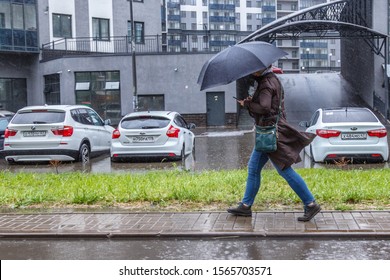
[0,168,389,210]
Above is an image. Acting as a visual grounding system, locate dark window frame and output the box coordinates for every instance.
[52,13,72,38]
[92,17,110,41]
[128,20,145,44]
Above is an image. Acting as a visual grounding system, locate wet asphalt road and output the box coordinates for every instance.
[1,237,390,260]
[0,73,388,173]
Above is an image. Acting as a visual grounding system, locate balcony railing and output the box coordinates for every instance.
[41,34,249,61]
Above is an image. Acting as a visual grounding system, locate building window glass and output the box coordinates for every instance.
[12,4,23,30]
[75,71,121,125]
[93,18,110,41]
[128,21,144,43]
[0,2,37,51]
[0,78,27,112]
[24,4,36,30]
[53,14,72,38]
[0,1,11,28]
[138,95,165,111]
[44,74,61,105]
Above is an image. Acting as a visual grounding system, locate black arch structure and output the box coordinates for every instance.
[239,0,389,117]
[239,0,387,59]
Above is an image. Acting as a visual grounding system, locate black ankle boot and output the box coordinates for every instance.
[298,202,321,222]
[227,202,252,217]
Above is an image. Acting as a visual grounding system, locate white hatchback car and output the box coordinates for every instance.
[300,107,389,163]
[2,105,114,163]
[111,111,196,162]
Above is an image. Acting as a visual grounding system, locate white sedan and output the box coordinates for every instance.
[300,107,389,163]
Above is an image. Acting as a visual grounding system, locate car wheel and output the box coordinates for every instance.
[78,143,90,164]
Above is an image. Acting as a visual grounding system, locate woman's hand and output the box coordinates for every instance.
[237,96,252,107]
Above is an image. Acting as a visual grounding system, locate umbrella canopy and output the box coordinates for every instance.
[197,41,287,91]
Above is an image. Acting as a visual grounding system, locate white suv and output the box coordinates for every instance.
[2,105,114,163]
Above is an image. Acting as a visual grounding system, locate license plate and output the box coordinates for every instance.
[132,136,154,143]
[341,133,367,140]
[23,131,46,137]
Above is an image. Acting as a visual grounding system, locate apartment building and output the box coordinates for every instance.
[0,0,384,127]
[164,0,341,72]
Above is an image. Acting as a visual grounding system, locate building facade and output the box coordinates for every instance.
[0,0,386,128]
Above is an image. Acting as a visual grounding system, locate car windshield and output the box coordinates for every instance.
[11,111,66,124]
[322,109,378,123]
[121,116,170,129]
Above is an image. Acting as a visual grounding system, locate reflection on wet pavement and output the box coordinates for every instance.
[0,128,388,174]
[1,238,390,260]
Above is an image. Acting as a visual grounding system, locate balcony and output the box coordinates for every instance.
[41,34,249,61]
[0,28,39,53]
[209,4,235,10]
[209,16,235,23]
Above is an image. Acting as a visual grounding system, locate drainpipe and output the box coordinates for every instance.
[128,0,138,112]
[385,38,389,120]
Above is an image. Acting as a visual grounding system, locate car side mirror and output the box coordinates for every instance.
[188,123,196,130]
[299,121,309,128]
[104,119,112,126]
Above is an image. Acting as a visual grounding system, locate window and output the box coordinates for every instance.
[191,11,196,18]
[0,78,27,112]
[292,50,297,58]
[12,4,23,29]
[138,95,165,111]
[92,18,109,40]
[128,21,144,43]
[0,13,5,28]
[53,14,72,38]
[75,71,121,124]
[44,74,61,105]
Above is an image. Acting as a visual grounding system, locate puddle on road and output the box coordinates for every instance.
[1,238,390,260]
[0,130,388,173]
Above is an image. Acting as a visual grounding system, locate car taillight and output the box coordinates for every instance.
[112,129,121,139]
[4,128,17,138]
[166,125,180,138]
[316,129,341,138]
[52,126,73,137]
[367,128,387,138]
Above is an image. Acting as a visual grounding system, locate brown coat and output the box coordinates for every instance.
[244,72,315,170]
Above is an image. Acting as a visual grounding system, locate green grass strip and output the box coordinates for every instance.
[0,169,389,211]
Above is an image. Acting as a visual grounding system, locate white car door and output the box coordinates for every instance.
[86,109,112,151]
[175,115,194,155]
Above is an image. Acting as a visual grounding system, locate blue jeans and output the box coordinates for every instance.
[242,149,315,207]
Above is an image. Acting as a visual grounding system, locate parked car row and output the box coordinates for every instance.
[0,105,196,164]
[1,105,388,165]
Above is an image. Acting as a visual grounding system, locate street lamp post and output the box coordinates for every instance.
[128,0,138,111]
[329,53,333,71]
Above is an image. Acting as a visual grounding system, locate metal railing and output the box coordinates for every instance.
[41,34,250,60]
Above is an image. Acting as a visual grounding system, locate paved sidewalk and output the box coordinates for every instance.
[1,211,390,238]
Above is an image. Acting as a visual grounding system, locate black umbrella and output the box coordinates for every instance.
[197,41,287,91]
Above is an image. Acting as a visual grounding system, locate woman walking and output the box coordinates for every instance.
[228,66,321,222]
